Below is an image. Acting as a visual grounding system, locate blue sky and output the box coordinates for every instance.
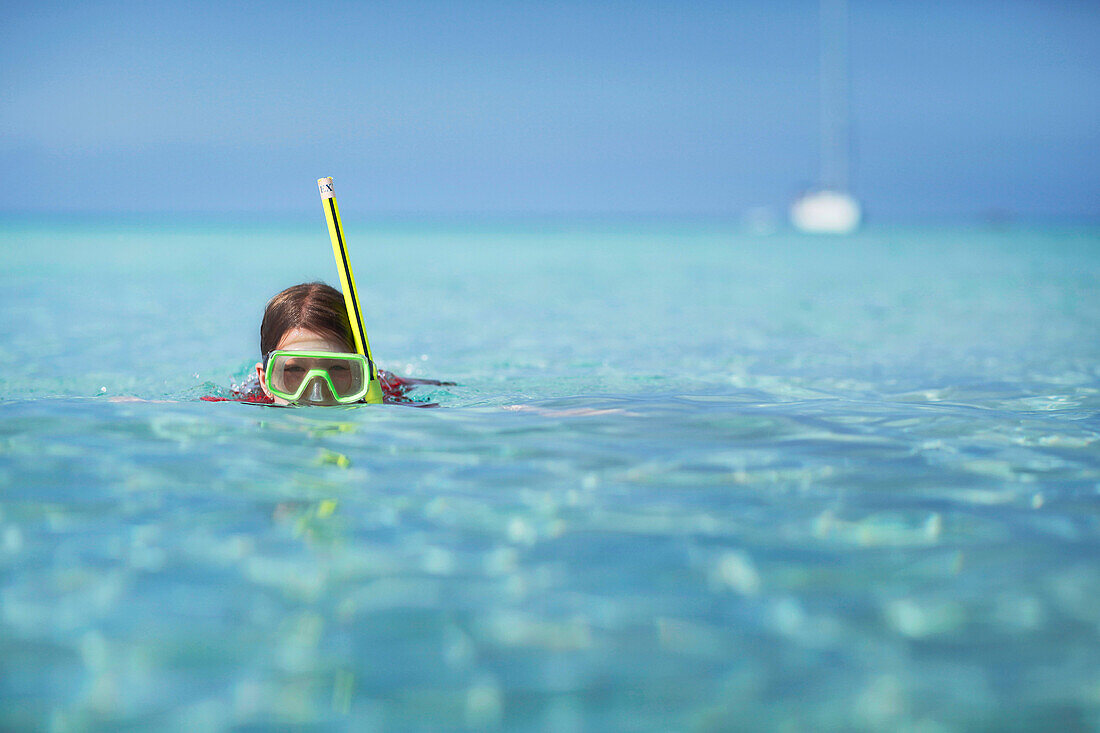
[2,1,1097,220]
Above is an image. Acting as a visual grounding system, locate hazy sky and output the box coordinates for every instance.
[2,1,1097,219]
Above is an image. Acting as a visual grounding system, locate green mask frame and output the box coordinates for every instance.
[264,350,371,405]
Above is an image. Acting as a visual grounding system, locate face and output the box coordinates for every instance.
[255,328,352,405]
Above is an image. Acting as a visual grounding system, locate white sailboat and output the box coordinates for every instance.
[791,0,861,234]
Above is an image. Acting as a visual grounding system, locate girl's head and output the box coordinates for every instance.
[259,282,354,356]
[255,282,359,404]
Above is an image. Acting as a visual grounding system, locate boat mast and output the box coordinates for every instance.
[790,0,861,233]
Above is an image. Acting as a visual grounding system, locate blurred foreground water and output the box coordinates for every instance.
[1,217,1099,730]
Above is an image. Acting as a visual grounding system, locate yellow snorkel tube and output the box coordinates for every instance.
[317,177,384,404]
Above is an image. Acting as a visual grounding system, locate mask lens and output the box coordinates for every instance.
[323,359,358,396]
[276,360,308,393]
[314,357,366,398]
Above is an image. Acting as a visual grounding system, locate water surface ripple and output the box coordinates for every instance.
[1,220,1099,730]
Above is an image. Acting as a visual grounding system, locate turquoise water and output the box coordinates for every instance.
[2,218,1099,730]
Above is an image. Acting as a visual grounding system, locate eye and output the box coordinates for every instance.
[284,365,306,373]
[330,364,350,372]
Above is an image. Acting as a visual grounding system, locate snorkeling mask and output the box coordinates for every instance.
[264,350,371,405]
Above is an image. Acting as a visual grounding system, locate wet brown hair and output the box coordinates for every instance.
[260,282,354,357]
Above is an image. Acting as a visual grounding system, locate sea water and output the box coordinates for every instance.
[1,217,1098,731]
